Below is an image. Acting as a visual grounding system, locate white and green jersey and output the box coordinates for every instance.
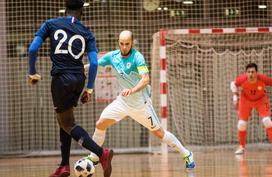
[98,48,151,108]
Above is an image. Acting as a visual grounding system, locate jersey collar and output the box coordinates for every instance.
[67,16,79,23]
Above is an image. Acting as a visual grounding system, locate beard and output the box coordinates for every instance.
[121,48,132,57]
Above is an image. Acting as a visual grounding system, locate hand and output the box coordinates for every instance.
[28,74,41,85]
[121,89,133,97]
[81,88,93,104]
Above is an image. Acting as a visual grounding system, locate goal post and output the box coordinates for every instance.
[159,30,168,155]
[151,27,272,146]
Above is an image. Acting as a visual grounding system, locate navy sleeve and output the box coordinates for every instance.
[86,51,98,89]
[28,36,43,74]
[86,31,98,53]
[35,20,51,40]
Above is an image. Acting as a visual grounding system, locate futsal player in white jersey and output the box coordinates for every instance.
[85,30,195,169]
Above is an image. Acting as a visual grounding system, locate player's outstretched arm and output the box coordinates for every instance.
[230,81,239,110]
[81,51,98,104]
[28,36,43,85]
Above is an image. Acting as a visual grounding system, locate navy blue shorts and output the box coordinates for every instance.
[51,73,85,113]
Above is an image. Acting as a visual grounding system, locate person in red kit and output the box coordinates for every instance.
[230,63,272,154]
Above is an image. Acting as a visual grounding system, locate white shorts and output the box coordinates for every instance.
[100,96,161,131]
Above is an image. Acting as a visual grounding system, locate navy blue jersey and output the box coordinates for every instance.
[35,16,97,76]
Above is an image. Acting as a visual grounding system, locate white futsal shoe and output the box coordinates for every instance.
[184,151,195,170]
[235,146,245,155]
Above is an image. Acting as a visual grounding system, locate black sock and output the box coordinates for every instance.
[60,128,71,166]
[70,125,103,157]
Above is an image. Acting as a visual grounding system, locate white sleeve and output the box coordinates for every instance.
[230,81,238,93]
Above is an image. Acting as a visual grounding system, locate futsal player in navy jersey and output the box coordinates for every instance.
[28,0,113,176]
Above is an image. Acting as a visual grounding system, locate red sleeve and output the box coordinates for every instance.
[235,73,247,87]
[257,74,272,86]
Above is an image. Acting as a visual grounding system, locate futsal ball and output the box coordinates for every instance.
[74,157,95,177]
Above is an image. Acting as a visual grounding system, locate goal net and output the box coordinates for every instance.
[151,30,272,145]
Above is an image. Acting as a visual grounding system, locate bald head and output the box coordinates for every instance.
[118,30,133,56]
[119,30,133,41]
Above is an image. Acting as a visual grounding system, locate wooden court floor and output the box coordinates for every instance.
[0,149,272,177]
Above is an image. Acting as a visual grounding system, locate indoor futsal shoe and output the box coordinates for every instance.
[235,146,245,155]
[49,165,70,177]
[184,151,195,170]
[100,148,114,177]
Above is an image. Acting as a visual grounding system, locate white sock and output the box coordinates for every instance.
[92,128,106,146]
[89,128,106,162]
[162,131,190,156]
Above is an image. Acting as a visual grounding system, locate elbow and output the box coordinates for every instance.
[28,46,38,57]
[88,60,98,74]
[145,77,150,85]
[88,51,98,67]
[28,36,43,56]
[93,60,98,67]
[145,74,150,84]
[90,58,98,68]
[90,61,98,71]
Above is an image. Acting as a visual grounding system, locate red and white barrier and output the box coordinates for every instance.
[167,27,272,34]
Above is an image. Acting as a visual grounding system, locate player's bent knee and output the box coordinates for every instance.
[262,117,272,128]
[57,118,74,133]
[151,128,165,139]
[237,120,247,131]
[96,118,116,130]
[95,121,106,130]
